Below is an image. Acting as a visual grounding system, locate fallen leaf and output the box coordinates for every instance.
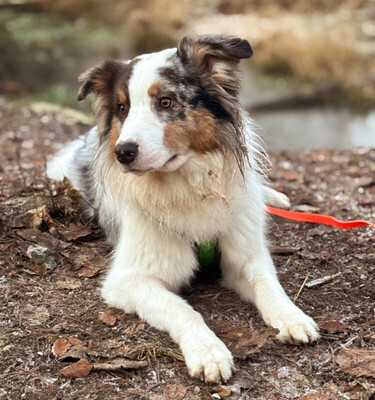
[61,359,93,378]
[163,384,187,400]
[59,345,88,362]
[336,346,375,378]
[14,205,52,229]
[71,251,107,277]
[223,326,278,360]
[124,322,146,336]
[59,222,93,241]
[17,229,70,249]
[212,385,231,397]
[68,337,86,346]
[87,339,128,359]
[99,310,117,326]
[53,338,70,357]
[320,320,349,334]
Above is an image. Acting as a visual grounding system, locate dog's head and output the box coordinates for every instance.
[78,35,253,175]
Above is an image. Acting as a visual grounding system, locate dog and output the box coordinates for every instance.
[47,35,319,383]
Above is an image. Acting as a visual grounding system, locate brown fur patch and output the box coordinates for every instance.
[164,108,218,154]
[147,81,163,98]
[118,90,127,104]
[108,117,121,155]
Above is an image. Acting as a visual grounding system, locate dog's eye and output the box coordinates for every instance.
[118,104,126,113]
[160,97,173,109]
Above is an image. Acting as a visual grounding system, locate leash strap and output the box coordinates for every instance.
[265,206,375,229]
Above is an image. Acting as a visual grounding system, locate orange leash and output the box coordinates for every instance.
[265,206,375,229]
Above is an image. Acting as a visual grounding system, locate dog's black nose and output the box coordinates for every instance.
[114,142,139,165]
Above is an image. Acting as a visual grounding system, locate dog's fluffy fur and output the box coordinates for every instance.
[47,36,319,383]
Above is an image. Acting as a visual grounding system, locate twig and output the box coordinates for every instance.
[92,358,148,371]
[293,274,309,303]
[305,273,341,288]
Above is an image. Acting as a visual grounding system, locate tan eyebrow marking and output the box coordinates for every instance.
[118,90,127,104]
[147,80,163,97]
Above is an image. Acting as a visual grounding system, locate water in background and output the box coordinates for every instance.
[252,108,375,151]
[241,69,375,150]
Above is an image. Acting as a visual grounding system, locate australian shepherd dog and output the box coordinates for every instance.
[47,35,319,382]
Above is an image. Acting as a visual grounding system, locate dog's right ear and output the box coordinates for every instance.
[77,59,126,101]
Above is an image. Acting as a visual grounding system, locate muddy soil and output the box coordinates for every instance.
[0,103,374,400]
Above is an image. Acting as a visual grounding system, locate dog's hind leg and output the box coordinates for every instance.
[219,201,319,344]
[101,214,234,383]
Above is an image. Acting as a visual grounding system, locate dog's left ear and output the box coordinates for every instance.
[177,35,252,65]
[177,35,252,96]
[77,59,126,101]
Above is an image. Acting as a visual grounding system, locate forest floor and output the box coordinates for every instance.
[0,103,374,400]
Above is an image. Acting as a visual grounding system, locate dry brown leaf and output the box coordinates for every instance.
[52,338,70,357]
[17,229,70,249]
[14,205,52,229]
[68,337,86,346]
[59,223,93,241]
[99,310,117,326]
[224,326,278,360]
[87,339,128,359]
[61,248,107,276]
[320,320,349,334]
[61,358,93,378]
[212,385,231,397]
[163,384,188,400]
[59,345,88,362]
[336,346,375,378]
[124,322,146,336]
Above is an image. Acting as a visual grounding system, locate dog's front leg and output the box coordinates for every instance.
[101,221,233,382]
[219,206,319,344]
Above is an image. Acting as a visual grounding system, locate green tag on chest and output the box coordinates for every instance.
[198,240,217,267]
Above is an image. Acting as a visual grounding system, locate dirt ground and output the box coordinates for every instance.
[0,103,374,400]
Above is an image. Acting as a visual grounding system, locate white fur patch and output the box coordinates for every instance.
[116,49,179,172]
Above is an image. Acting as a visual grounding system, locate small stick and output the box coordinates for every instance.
[92,359,148,371]
[293,275,309,303]
[305,272,341,288]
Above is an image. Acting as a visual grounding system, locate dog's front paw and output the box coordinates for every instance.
[269,309,319,344]
[182,334,234,383]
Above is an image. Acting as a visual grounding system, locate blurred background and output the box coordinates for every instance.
[0,0,374,150]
